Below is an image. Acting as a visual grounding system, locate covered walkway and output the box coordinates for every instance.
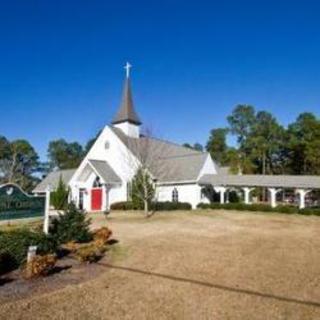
[199,174,320,209]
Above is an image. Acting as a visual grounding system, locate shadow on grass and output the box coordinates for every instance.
[0,277,14,286]
[48,265,72,276]
[98,263,320,309]
[107,239,119,246]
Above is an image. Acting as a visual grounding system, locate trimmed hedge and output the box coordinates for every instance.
[0,204,93,275]
[110,201,136,210]
[152,201,192,211]
[110,201,192,211]
[196,202,320,216]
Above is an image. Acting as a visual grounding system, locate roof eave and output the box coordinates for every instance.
[112,119,142,126]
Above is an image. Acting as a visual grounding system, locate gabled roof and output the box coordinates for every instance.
[218,166,231,175]
[111,77,142,126]
[88,160,121,184]
[110,126,209,183]
[157,153,208,183]
[199,174,320,189]
[33,169,76,193]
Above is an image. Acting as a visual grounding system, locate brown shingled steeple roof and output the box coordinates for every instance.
[112,65,142,126]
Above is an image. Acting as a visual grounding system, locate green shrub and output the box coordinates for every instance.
[151,201,192,211]
[299,208,320,216]
[110,201,135,210]
[50,202,92,244]
[228,191,241,203]
[51,175,69,210]
[0,229,57,272]
[111,201,192,211]
[0,250,14,275]
[74,243,104,263]
[196,202,320,216]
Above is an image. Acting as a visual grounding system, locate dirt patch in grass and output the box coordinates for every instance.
[1,210,320,319]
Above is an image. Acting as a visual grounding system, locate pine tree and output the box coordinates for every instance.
[51,175,69,210]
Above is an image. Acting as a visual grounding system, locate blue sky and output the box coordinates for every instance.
[1,0,320,160]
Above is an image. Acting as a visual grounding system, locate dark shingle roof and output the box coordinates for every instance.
[110,127,208,182]
[111,78,142,125]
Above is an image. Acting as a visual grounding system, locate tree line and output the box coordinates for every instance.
[1,105,319,191]
[0,136,94,191]
[188,105,320,175]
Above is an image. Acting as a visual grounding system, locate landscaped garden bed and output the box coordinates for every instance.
[0,203,116,301]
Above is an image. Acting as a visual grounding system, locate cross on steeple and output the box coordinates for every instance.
[124,62,132,78]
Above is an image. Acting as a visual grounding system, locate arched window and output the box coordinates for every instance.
[93,176,102,188]
[172,188,179,202]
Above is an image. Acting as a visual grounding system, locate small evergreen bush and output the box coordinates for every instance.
[50,202,92,244]
[0,229,57,272]
[51,175,69,210]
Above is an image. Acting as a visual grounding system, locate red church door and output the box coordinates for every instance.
[91,189,102,211]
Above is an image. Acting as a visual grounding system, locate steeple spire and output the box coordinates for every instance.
[112,62,142,126]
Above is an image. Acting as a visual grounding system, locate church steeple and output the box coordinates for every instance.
[112,62,142,126]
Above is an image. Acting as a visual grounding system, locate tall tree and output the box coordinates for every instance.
[0,138,40,190]
[227,105,256,146]
[183,142,204,151]
[246,111,285,174]
[48,139,84,170]
[206,128,229,165]
[287,113,320,174]
[193,143,203,152]
[0,136,11,182]
[182,143,193,149]
[85,129,102,155]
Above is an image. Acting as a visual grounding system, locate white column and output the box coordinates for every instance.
[268,188,281,208]
[43,186,51,234]
[242,187,254,204]
[296,189,311,209]
[214,187,227,204]
[103,184,110,211]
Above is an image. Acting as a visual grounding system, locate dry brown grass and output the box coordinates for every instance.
[1,210,320,319]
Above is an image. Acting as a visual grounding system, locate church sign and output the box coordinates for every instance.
[0,184,45,220]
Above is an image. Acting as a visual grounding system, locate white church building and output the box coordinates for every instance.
[34,64,218,210]
[34,64,320,211]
